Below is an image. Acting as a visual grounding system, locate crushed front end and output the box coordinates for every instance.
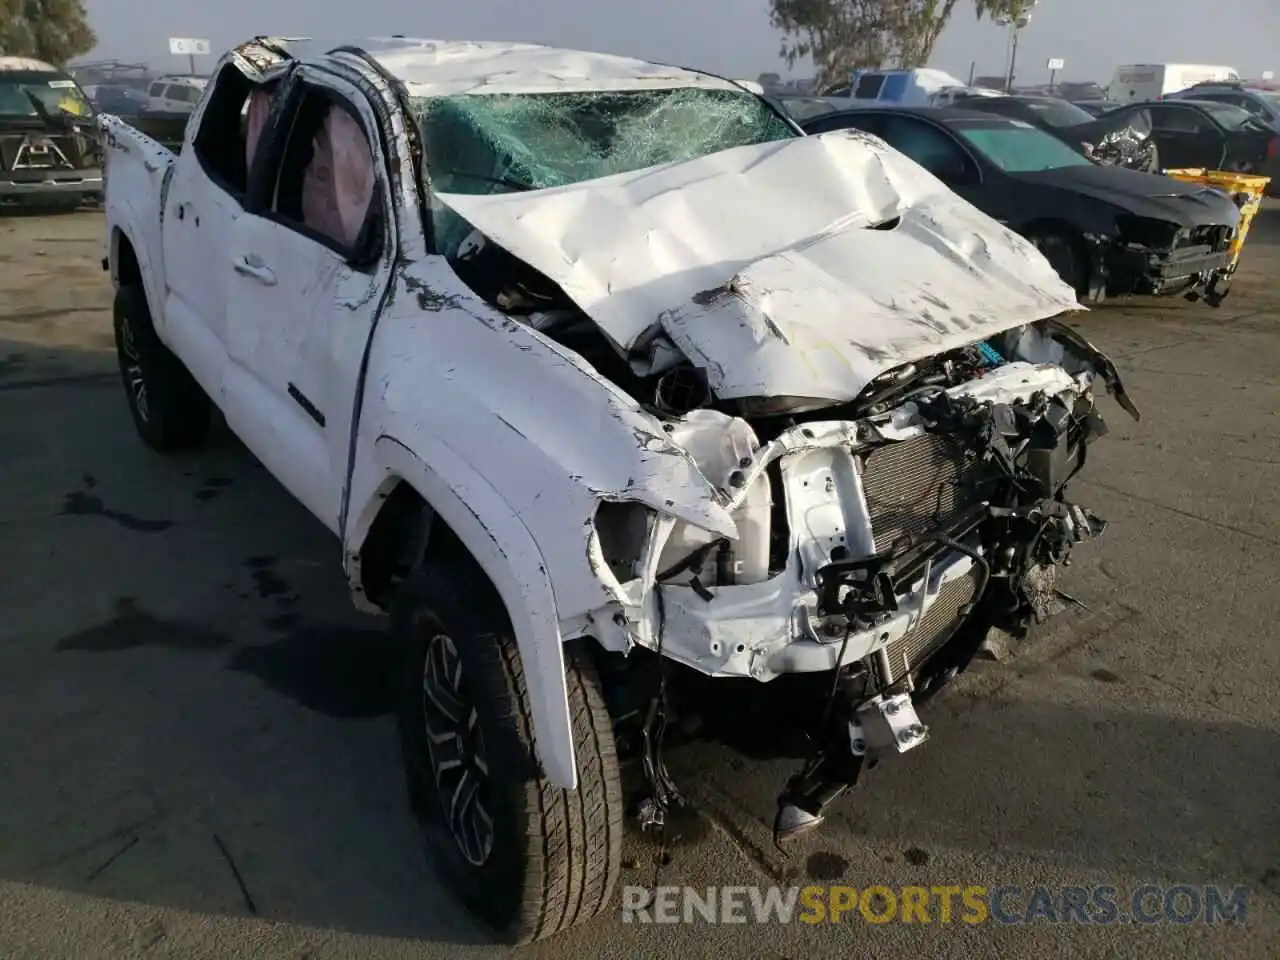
[588,321,1138,842]
[1093,215,1237,306]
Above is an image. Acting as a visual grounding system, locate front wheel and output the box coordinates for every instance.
[1025,227,1088,298]
[393,561,624,944]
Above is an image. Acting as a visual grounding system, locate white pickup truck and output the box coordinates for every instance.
[101,36,1138,943]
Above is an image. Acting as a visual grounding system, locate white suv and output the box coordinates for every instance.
[144,75,206,113]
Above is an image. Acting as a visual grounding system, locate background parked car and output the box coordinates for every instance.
[144,75,207,114]
[89,83,148,115]
[1054,81,1109,102]
[799,106,1241,305]
[1165,80,1280,127]
[1074,99,1123,116]
[948,93,1160,172]
[0,56,103,210]
[1096,99,1279,193]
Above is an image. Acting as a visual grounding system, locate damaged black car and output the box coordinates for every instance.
[801,106,1243,306]
[946,92,1161,172]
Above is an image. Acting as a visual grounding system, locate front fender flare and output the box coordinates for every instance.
[368,435,578,790]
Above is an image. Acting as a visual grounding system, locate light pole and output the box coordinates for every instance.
[997,3,1037,93]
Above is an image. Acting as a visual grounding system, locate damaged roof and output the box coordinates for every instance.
[257,36,742,96]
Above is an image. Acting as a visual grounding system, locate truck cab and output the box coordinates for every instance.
[100,35,1134,947]
[822,68,1001,106]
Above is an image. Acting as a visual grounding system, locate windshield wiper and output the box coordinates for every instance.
[444,169,536,192]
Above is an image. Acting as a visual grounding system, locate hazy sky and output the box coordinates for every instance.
[82,0,1279,84]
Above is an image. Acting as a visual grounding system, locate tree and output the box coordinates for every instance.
[0,0,97,67]
[972,0,1037,22]
[768,0,963,91]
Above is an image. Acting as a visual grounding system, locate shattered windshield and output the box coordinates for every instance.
[0,71,93,119]
[411,87,796,252]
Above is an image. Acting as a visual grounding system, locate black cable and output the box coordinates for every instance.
[928,535,992,609]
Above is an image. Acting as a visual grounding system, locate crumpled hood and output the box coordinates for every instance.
[1014,165,1243,228]
[437,129,1081,402]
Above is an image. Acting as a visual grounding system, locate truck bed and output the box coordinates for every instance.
[100,114,177,324]
[112,112,189,153]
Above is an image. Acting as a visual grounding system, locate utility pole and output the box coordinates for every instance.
[993,8,1034,93]
[997,3,1037,93]
[1007,23,1020,91]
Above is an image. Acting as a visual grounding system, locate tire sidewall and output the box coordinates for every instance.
[392,584,541,939]
[113,284,168,447]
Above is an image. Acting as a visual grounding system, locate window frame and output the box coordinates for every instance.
[878,115,983,186]
[1148,104,1217,136]
[245,73,390,271]
[803,111,888,138]
[189,63,279,205]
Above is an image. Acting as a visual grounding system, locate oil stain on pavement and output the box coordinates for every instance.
[59,473,173,532]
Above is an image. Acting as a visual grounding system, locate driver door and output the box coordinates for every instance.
[1147,104,1226,169]
[222,71,394,532]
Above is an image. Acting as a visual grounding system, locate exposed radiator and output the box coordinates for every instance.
[874,566,981,687]
[861,432,984,554]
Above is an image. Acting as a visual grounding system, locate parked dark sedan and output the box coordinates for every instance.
[1095,99,1279,193]
[951,93,1099,132]
[949,93,1160,171]
[1074,100,1123,116]
[800,106,1243,305]
[89,83,147,115]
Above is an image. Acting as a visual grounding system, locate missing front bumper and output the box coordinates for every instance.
[1093,242,1234,303]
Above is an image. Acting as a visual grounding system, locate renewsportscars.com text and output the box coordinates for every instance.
[621,884,1249,925]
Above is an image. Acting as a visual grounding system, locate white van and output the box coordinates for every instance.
[144,75,207,113]
[1109,64,1239,103]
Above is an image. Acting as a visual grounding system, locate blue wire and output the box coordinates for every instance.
[977,341,1003,365]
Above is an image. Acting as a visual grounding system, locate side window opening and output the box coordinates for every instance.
[192,65,277,199]
[880,74,909,101]
[882,117,975,182]
[855,74,887,100]
[268,85,380,257]
[1151,106,1206,134]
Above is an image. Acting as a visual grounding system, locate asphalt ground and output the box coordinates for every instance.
[0,206,1277,959]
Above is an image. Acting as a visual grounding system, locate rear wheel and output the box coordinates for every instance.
[112,284,210,451]
[393,560,624,944]
[1024,227,1087,298]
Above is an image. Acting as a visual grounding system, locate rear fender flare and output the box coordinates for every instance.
[358,434,578,789]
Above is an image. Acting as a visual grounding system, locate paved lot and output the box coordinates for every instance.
[0,207,1277,959]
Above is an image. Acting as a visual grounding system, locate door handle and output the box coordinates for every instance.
[233,254,276,285]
